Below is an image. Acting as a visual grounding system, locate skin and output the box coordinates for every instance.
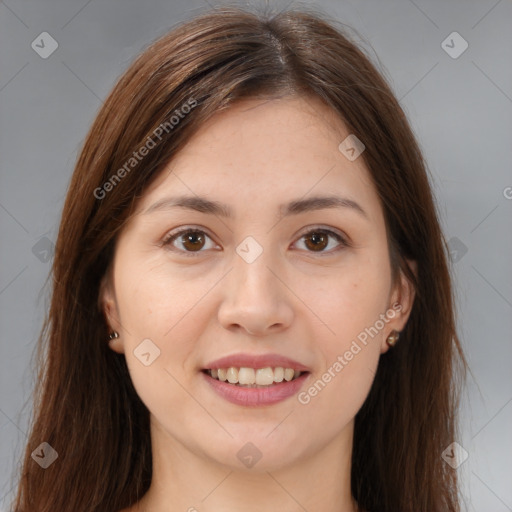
[101,96,416,512]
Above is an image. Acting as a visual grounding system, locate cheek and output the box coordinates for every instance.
[297,252,390,408]
[115,254,199,333]
[297,274,387,432]
[302,256,392,346]
[113,254,226,383]
[297,348,378,442]
[113,261,204,417]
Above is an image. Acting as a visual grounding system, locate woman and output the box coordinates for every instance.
[12,4,467,511]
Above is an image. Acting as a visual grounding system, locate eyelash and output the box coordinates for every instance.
[161,226,350,257]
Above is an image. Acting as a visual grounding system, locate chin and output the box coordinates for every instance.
[198,430,309,473]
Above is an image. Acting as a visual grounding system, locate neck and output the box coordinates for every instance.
[135,418,359,512]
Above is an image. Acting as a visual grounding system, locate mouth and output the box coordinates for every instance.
[201,354,311,406]
[202,367,307,387]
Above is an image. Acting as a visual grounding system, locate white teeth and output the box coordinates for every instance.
[255,367,274,386]
[284,368,294,381]
[238,367,256,385]
[208,366,303,386]
[273,367,284,382]
[226,367,238,384]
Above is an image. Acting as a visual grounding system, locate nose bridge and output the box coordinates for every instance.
[249,260,277,291]
[231,236,281,301]
[217,236,293,334]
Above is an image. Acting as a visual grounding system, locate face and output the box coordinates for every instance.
[101,96,415,473]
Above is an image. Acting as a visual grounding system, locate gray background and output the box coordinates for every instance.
[1,0,511,510]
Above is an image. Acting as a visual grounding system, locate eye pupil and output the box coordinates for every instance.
[183,231,205,251]
[305,232,328,251]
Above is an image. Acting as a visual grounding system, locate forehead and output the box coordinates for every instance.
[137,96,381,223]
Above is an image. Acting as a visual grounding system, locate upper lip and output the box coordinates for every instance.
[204,353,311,372]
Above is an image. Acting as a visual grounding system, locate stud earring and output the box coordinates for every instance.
[108,331,119,342]
[386,330,400,347]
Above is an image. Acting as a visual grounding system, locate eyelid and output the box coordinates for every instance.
[162,224,214,242]
[294,225,349,244]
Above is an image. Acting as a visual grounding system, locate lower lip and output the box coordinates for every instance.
[202,371,309,406]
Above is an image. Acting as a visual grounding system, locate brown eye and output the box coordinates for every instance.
[296,229,348,254]
[180,231,206,251]
[163,228,217,255]
[304,231,329,251]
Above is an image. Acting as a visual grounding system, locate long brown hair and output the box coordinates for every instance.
[11,4,467,511]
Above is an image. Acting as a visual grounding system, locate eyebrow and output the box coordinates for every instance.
[143,194,368,220]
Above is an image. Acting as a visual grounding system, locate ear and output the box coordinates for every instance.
[380,259,417,354]
[99,271,125,354]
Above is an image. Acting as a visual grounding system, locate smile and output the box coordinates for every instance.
[202,366,310,406]
[205,367,304,386]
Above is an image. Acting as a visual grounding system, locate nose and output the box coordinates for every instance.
[217,249,294,337]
